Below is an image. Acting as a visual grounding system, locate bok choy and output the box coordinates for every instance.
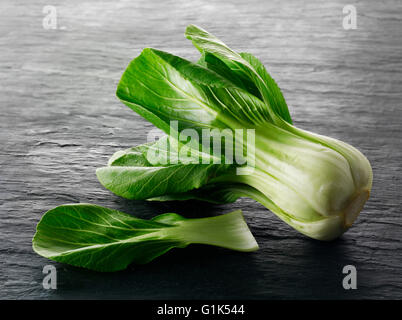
[97,25,373,241]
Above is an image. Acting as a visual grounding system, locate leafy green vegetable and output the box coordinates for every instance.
[33,204,258,272]
[185,25,292,124]
[98,25,373,241]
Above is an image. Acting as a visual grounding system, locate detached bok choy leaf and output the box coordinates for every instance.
[33,204,258,272]
[98,25,373,241]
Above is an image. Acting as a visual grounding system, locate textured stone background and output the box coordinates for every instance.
[1,0,401,299]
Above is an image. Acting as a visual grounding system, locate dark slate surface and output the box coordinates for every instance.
[1,0,401,299]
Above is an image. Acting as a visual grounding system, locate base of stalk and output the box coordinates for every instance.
[344,190,370,227]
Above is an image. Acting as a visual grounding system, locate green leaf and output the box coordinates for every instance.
[116,48,272,133]
[97,136,237,200]
[197,52,262,100]
[32,204,258,272]
[185,24,292,124]
[96,163,232,200]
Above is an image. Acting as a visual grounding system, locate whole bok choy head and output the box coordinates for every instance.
[97,25,373,241]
